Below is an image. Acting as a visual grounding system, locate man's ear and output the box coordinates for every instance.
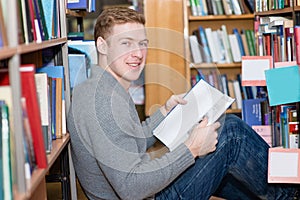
[96,37,107,54]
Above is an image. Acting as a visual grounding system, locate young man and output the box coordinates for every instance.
[67,7,297,200]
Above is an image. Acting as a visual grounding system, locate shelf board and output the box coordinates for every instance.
[294,6,300,11]
[190,62,241,69]
[226,109,241,114]
[0,47,17,60]
[14,134,70,200]
[17,37,68,54]
[47,134,70,168]
[189,14,254,21]
[254,7,293,16]
[66,9,87,17]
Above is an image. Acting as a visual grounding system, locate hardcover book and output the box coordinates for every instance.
[20,64,48,169]
[153,79,234,151]
[242,98,267,127]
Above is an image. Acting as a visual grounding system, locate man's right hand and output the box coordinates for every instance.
[184,117,220,158]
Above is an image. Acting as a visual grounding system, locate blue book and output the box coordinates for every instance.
[40,0,54,39]
[233,28,245,56]
[242,98,266,127]
[265,65,300,106]
[197,26,212,63]
[67,0,88,10]
[68,54,88,90]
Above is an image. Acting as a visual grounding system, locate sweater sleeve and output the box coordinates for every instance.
[141,110,165,148]
[87,88,195,199]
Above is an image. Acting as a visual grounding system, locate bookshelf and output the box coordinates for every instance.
[0,0,76,199]
[253,1,300,183]
[144,0,254,116]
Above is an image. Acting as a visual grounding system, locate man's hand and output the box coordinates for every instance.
[184,117,220,158]
[160,94,187,116]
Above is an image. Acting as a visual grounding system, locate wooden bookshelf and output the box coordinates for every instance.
[254,2,300,184]
[0,0,76,199]
[14,135,70,200]
[144,0,254,115]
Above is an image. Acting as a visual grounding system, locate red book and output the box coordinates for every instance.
[294,26,300,65]
[20,64,47,168]
[27,0,37,41]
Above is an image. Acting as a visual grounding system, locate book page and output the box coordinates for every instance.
[153,80,234,151]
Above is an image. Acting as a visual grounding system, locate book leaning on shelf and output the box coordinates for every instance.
[153,79,234,151]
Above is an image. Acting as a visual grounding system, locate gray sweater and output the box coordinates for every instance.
[67,66,195,200]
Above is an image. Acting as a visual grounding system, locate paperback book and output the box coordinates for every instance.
[153,79,234,151]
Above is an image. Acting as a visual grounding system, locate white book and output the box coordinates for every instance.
[228,34,242,62]
[230,0,242,15]
[232,80,242,109]
[189,35,203,64]
[220,25,233,63]
[205,28,219,63]
[214,30,226,63]
[153,79,234,151]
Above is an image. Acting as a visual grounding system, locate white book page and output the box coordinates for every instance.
[153,80,234,151]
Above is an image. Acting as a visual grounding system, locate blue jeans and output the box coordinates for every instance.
[155,114,297,200]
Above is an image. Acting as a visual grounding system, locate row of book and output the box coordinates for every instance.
[0,63,67,193]
[190,69,267,110]
[189,25,256,64]
[189,0,254,16]
[240,56,300,149]
[0,0,61,46]
[256,16,297,63]
[255,0,293,12]
[242,99,299,149]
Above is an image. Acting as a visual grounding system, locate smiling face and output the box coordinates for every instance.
[105,23,148,89]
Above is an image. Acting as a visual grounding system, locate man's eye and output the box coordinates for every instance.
[140,42,148,48]
[121,41,131,46]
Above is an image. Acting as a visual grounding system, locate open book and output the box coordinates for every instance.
[153,79,235,151]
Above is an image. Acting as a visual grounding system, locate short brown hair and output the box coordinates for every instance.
[94,7,145,43]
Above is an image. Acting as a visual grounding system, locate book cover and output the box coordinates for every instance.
[232,80,242,109]
[68,54,88,90]
[67,0,88,10]
[242,98,267,127]
[36,65,66,136]
[265,65,300,106]
[233,28,245,56]
[21,97,37,175]
[268,147,300,183]
[40,0,54,39]
[0,101,13,200]
[34,73,52,153]
[227,80,238,109]
[36,0,49,40]
[220,25,233,63]
[153,79,234,151]
[189,35,203,64]
[241,56,273,86]
[205,27,219,63]
[245,29,255,56]
[252,125,272,147]
[0,1,7,47]
[68,40,98,66]
[228,34,242,62]
[27,0,37,41]
[20,64,48,169]
[55,77,62,139]
[197,26,212,63]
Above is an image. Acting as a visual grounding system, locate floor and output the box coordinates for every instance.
[47,179,88,200]
[46,181,224,200]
